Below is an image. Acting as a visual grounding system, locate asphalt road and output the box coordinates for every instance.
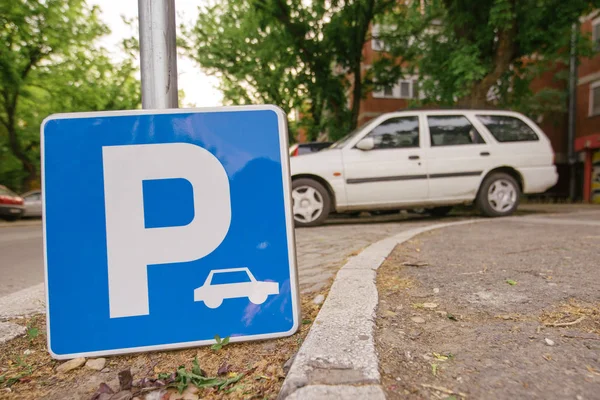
[0,224,44,297]
[0,203,595,300]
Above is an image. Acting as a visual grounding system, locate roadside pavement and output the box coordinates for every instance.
[0,213,464,345]
[280,207,600,399]
[1,205,599,399]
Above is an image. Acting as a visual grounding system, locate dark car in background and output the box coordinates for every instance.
[289,141,332,157]
[0,185,24,221]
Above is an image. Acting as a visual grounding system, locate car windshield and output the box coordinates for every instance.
[329,122,370,149]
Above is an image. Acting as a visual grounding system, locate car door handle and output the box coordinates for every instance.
[408,155,420,160]
[480,151,490,157]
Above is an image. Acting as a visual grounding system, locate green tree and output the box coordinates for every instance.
[185,0,394,141]
[374,0,600,111]
[0,0,141,191]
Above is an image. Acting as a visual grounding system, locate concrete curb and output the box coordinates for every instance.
[0,283,46,321]
[0,283,45,343]
[278,219,479,399]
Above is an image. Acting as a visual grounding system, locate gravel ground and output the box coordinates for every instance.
[376,217,600,400]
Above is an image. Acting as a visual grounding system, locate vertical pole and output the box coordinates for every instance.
[138,0,179,109]
[567,22,578,201]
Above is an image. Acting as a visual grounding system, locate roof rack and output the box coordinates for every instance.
[398,105,513,112]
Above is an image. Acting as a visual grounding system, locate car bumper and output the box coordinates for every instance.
[0,205,24,218]
[519,166,559,194]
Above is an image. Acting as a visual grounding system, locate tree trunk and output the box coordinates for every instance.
[350,60,363,130]
[6,123,37,192]
[457,4,517,108]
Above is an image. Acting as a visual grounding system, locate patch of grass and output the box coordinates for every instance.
[506,279,517,286]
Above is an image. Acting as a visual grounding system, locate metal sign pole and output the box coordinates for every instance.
[138,0,179,109]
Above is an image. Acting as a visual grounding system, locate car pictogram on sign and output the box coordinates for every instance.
[194,268,279,309]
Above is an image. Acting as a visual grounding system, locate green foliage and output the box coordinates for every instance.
[0,356,33,388]
[211,334,231,351]
[374,0,600,115]
[165,357,245,393]
[185,0,393,141]
[0,0,141,192]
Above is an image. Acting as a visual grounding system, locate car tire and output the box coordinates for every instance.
[477,173,521,217]
[292,178,331,227]
[3,215,22,222]
[427,206,453,217]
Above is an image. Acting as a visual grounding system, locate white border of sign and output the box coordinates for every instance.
[41,105,300,359]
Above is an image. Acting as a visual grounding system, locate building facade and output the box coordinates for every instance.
[352,13,600,200]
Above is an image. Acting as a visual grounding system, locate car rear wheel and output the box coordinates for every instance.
[477,173,520,217]
[292,178,331,227]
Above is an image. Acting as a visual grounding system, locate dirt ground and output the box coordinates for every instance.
[0,290,327,400]
[376,219,600,400]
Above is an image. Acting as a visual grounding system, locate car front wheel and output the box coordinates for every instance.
[291,178,331,227]
[477,173,520,217]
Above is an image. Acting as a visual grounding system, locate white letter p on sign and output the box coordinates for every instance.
[102,143,231,318]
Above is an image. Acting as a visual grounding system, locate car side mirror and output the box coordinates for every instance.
[356,137,375,151]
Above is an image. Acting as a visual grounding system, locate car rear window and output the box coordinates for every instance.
[476,115,539,142]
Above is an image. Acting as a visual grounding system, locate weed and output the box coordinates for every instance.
[506,279,517,286]
[166,357,245,393]
[211,334,230,351]
[0,357,33,388]
[26,318,39,341]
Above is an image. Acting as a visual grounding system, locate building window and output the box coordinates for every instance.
[593,18,600,51]
[371,24,386,51]
[373,79,418,99]
[591,81,600,116]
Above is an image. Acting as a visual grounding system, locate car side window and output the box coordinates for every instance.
[427,115,486,146]
[364,116,420,149]
[26,193,41,201]
[476,115,539,142]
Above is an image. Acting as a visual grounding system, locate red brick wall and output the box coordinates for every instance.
[579,18,600,79]
[576,81,600,138]
[576,16,600,139]
[528,64,569,157]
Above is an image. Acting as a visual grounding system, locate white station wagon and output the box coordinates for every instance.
[290,110,558,226]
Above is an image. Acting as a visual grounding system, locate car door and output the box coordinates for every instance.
[424,114,494,201]
[24,192,42,216]
[342,114,428,206]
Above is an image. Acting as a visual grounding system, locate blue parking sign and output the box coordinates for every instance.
[41,106,299,359]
